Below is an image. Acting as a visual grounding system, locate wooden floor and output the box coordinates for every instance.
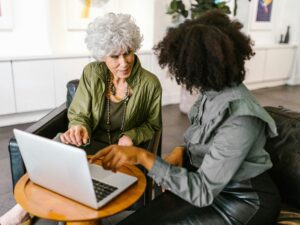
[1,84,300,224]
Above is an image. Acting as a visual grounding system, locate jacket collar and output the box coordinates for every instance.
[126,54,141,86]
[202,89,219,101]
[202,84,239,101]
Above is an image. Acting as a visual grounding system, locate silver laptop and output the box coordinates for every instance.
[13,129,137,209]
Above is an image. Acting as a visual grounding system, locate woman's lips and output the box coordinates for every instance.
[119,69,130,74]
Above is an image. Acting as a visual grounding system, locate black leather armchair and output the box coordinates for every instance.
[8,79,162,204]
[264,106,300,224]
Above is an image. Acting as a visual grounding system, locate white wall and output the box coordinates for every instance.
[235,0,300,85]
[1,0,300,84]
[235,0,298,45]
[117,0,155,51]
[48,0,87,54]
[0,0,51,56]
[0,0,157,56]
[1,0,300,54]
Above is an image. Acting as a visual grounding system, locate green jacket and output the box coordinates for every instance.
[68,55,162,145]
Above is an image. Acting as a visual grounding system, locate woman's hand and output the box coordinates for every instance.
[90,145,155,172]
[118,135,133,146]
[164,146,186,167]
[60,125,89,146]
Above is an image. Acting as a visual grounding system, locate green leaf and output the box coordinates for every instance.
[167,0,180,15]
[170,0,178,10]
[166,8,176,14]
[216,2,231,14]
[167,0,232,21]
[182,9,188,17]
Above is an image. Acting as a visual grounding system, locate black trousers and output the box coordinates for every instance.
[117,156,281,225]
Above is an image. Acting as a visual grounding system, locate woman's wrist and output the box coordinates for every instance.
[137,149,156,171]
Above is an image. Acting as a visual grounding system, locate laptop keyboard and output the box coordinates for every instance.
[92,179,118,202]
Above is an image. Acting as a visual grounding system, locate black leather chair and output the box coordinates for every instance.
[264,106,300,224]
[8,79,162,205]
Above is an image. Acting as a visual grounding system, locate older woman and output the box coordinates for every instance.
[60,13,162,152]
[0,13,161,225]
[90,10,281,225]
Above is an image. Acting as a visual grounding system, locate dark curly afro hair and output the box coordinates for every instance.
[153,9,255,92]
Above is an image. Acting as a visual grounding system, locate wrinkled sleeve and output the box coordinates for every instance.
[68,65,93,137]
[122,81,162,145]
[148,116,265,207]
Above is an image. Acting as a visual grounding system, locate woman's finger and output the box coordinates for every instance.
[74,127,83,146]
[108,153,125,172]
[62,132,72,144]
[102,149,117,168]
[69,128,78,145]
[113,159,128,172]
[90,145,113,162]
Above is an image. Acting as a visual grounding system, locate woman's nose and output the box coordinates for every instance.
[119,56,128,67]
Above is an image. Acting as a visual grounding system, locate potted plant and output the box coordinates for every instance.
[166,0,241,23]
[166,0,189,22]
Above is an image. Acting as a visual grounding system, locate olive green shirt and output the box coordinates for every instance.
[68,55,162,145]
[149,84,277,207]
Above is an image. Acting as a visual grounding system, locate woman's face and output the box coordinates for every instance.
[105,49,135,80]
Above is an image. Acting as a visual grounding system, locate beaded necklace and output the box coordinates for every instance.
[106,73,129,144]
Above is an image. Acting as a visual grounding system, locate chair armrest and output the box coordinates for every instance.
[146,129,162,156]
[143,130,162,203]
[25,103,68,137]
[8,103,68,189]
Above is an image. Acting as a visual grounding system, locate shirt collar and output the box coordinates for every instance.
[202,84,239,101]
[202,89,219,101]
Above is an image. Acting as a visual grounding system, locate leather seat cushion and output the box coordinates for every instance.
[264,106,300,208]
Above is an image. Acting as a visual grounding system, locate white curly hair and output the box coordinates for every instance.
[85,13,143,61]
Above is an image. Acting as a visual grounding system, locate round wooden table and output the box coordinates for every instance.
[14,164,146,225]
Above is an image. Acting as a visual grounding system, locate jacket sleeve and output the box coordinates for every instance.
[122,81,162,146]
[67,65,93,137]
[148,116,265,207]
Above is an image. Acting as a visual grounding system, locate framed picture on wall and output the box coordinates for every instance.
[66,0,119,30]
[250,0,276,30]
[0,0,13,30]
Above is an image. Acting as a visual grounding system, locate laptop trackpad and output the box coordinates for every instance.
[89,164,114,180]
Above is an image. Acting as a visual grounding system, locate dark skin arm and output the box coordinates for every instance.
[163,146,186,167]
[89,145,155,172]
[89,145,186,172]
